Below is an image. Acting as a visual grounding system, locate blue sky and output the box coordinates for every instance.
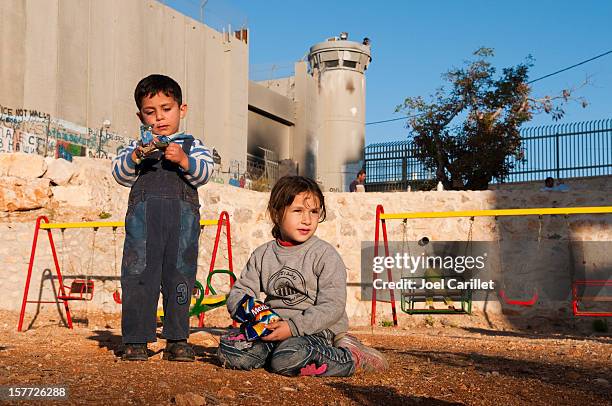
[167,0,612,145]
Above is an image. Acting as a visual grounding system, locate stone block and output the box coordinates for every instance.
[44,158,75,185]
[0,152,47,179]
[0,177,51,212]
[52,185,92,207]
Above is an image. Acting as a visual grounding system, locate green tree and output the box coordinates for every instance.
[396,48,584,190]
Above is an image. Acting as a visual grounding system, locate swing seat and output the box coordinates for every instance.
[572,280,612,317]
[57,279,94,301]
[200,294,227,306]
[499,289,538,307]
[400,276,472,315]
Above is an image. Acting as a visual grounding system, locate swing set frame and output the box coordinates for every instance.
[17,212,235,332]
[372,204,612,327]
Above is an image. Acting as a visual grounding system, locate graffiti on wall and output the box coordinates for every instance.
[0,104,131,160]
[0,127,38,154]
[56,141,86,162]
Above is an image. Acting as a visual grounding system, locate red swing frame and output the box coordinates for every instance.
[18,211,236,331]
[371,204,398,327]
[198,211,235,327]
[17,216,91,331]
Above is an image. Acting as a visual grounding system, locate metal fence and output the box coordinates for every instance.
[365,119,612,191]
[505,119,612,182]
[246,152,280,191]
[364,141,435,192]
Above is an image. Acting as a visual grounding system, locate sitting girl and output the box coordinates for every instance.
[217,176,388,376]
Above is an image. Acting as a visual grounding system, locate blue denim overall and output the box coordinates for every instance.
[121,138,200,344]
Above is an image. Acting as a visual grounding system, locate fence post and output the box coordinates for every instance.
[401,156,407,190]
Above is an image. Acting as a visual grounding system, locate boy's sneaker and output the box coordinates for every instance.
[122,344,148,361]
[163,340,195,362]
[335,333,389,372]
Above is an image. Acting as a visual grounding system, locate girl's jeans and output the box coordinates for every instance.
[217,329,356,377]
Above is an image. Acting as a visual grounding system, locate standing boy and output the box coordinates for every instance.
[112,74,214,361]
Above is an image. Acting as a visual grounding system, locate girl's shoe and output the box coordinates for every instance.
[335,333,388,372]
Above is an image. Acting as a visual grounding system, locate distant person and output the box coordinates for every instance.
[349,169,366,192]
[540,177,570,192]
[541,177,555,191]
[111,74,214,362]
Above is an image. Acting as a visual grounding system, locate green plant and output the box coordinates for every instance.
[424,315,435,327]
[99,211,112,219]
[381,320,394,327]
[396,47,586,190]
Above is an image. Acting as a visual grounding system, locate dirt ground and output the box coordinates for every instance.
[1,309,611,406]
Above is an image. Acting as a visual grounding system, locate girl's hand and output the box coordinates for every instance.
[261,320,292,341]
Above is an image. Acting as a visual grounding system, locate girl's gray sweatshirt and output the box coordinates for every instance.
[226,236,349,337]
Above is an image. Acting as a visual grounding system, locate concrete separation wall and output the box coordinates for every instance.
[0,0,249,169]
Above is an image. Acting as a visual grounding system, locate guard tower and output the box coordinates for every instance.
[308,32,371,191]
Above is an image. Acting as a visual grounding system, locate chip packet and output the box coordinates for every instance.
[233,295,281,341]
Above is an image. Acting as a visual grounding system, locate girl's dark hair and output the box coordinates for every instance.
[134,74,182,110]
[268,176,326,239]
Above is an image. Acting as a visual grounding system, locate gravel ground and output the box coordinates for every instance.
[1,310,611,406]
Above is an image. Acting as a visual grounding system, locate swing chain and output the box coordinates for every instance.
[112,226,118,278]
[401,219,410,280]
[87,227,98,286]
[537,215,543,246]
[494,216,504,283]
[465,216,475,256]
[60,228,67,274]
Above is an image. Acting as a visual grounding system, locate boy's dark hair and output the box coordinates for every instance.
[357,169,366,176]
[268,176,326,239]
[134,74,182,110]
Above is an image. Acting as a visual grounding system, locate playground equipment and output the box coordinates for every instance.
[494,215,542,307]
[55,226,97,301]
[111,227,122,304]
[371,205,612,327]
[572,280,612,317]
[18,211,235,331]
[398,218,473,315]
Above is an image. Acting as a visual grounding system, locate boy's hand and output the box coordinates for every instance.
[261,320,292,341]
[164,142,189,170]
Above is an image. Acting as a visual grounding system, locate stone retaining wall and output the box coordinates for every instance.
[1,153,610,328]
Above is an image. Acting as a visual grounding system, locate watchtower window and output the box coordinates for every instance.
[324,60,339,68]
[343,60,357,68]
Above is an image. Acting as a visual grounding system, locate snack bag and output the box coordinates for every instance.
[233,295,281,341]
[140,124,154,144]
[137,126,170,159]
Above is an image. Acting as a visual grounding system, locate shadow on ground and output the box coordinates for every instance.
[328,382,463,405]
[87,327,226,362]
[398,348,612,396]
[462,327,611,345]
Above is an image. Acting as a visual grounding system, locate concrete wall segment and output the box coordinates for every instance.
[0,0,26,108]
